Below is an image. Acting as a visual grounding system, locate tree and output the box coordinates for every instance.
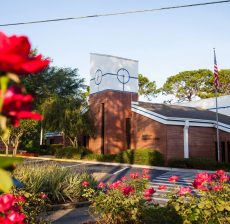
[162,69,230,103]
[22,66,86,107]
[0,120,39,155]
[41,96,94,147]
[138,74,160,100]
[161,69,213,103]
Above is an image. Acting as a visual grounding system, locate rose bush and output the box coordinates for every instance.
[82,169,158,224]
[167,170,230,224]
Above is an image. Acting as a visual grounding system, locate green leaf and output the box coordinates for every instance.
[0,157,22,169]
[0,76,9,112]
[0,168,13,192]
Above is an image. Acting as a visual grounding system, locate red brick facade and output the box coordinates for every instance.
[88,90,230,163]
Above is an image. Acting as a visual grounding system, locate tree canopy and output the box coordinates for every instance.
[161,69,230,103]
[138,74,160,100]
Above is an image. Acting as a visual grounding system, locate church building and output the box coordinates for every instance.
[88,53,230,163]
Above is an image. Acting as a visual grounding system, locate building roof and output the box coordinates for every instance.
[136,101,230,126]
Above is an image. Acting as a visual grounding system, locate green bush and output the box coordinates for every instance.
[13,163,96,204]
[11,189,49,224]
[115,149,164,166]
[83,169,152,224]
[54,148,164,166]
[48,144,63,155]
[55,146,77,158]
[168,158,230,171]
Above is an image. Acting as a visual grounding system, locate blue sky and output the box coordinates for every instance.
[1,0,230,102]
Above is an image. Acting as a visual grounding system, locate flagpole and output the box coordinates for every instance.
[215,88,220,162]
[213,48,220,162]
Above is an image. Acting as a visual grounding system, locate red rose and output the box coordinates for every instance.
[0,194,15,212]
[109,180,123,189]
[82,181,90,187]
[142,174,150,179]
[130,173,139,179]
[216,170,225,176]
[168,176,179,182]
[0,32,49,75]
[178,186,191,196]
[2,86,42,126]
[142,169,150,174]
[212,185,223,191]
[158,185,167,190]
[98,182,106,189]
[7,210,25,223]
[122,185,135,196]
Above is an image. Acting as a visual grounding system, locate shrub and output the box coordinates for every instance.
[48,144,63,155]
[82,169,156,224]
[165,170,230,224]
[168,158,230,171]
[55,146,77,158]
[13,163,96,204]
[115,149,164,166]
[11,189,49,224]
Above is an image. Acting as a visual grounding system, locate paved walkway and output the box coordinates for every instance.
[45,207,94,224]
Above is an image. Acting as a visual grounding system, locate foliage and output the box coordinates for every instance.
[13,163,96,204]
[166,170,230,224]
[54,148,165,166]
[138,74,160,100]
[41,96,94,148]
[0,157,21,193]
[162,69,212,102]
[161,69,230,102]
[22,66,86,107]
[55,146,76,159]
[168,157,230,171]
[11,189,49,224]
[83,169,155,224]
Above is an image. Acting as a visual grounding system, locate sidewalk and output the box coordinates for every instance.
[45,206,94,224]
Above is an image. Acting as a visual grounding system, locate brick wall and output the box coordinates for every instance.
[89,90,138,154]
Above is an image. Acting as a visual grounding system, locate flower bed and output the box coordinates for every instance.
[82,169,230,224]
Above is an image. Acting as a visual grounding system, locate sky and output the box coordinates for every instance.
[1,0,230,102]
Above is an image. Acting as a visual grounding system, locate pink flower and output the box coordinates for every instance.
[82,181,90,187]
[143,169,150,174]
[212,185,223,191]
[121,176,128,181]
[178,186,191,196]
[98,182,106,189]
[143,187,155,201]
[142,174,150,179]
[219,174,229,182]
[0,194,15,212]
[122,185,135,196]
[158,185,167,190]
[15,196,26,203]
[109,180,123,189]
[216,170,225,176]
[7,210,25,223]
[196,172,209,182]
[130,173,139,179]
[168,176,179,183]
[40,192,48,199]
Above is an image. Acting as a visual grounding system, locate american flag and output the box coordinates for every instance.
[214,49,219,89]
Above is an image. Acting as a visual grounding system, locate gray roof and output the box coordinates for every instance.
[137,101,230,126]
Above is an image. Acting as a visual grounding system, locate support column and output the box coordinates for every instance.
[184,120,189,158]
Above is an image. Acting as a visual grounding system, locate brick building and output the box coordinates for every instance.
[88,53,230,163]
